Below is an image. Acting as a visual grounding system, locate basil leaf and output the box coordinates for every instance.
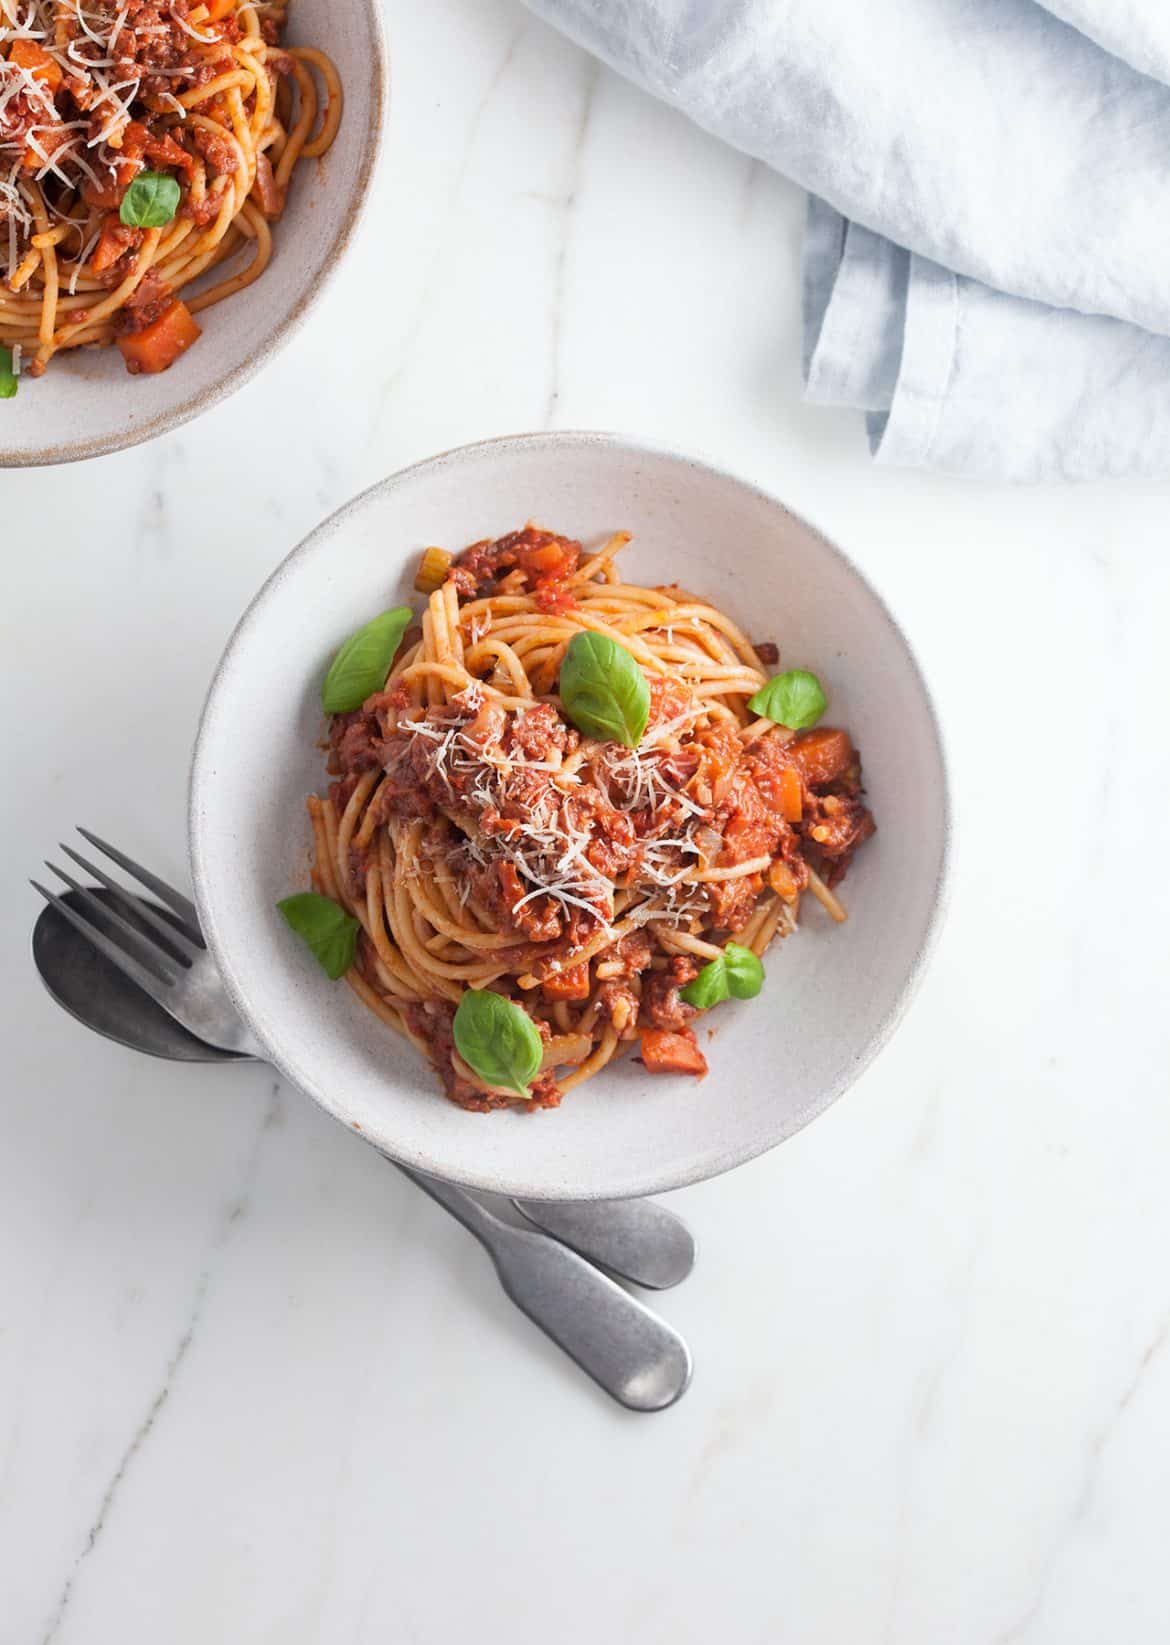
[277,892,359,979]
[681,942,764,1009]
[120,171,181,229]
[0,346,16,400]
[322,606,413,714]
[722,942,764,999]
[453,988,543,1098]
[559,631,650,748]
[748,668,827,730]
[680,956,729,1010]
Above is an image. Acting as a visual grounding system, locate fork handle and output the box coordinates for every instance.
[396,1166,693,1411]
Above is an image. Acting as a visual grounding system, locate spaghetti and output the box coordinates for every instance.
[307,527,877,1112]
[0,0,340,379]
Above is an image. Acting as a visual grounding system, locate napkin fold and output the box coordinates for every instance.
[525,0,1170,480]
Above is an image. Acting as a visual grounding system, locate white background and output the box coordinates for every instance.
[4,1,1170,1640]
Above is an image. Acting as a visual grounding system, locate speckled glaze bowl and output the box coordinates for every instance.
[0,0,386,468]
[190,433,952,1201]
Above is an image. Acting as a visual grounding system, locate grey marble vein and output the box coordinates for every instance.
[369,20,529,430]
[543,59,597,428]
[38,1083,284,1645]
[882,1243,978,1645]
[994,1303,1170,1645]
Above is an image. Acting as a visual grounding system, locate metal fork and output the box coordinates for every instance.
[32,827,263,1057]
[30,829,694,1409]
[29,831,695,1267]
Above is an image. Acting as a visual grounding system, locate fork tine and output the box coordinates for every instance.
[75,827,200,934]
[58,843,203,963]
[31,881,179,1008]
[44,861,181,982]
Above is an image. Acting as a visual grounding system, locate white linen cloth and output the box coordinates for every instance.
[524,0,1170,480]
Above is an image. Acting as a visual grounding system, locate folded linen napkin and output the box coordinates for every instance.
[525,0,1170,480]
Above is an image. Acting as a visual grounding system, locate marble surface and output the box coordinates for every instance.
[3,1,1170,1640]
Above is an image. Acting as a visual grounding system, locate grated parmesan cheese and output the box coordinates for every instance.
[387,681,722,948]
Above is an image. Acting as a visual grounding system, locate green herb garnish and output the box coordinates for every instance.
[120,171,181,228]
[453,989,543,1099]
[748,668,826,730]
[680,942,765,1010]
[321,606,413,714]
[277,892,360,979]
[558,630,650,748]
[0,346,17,400]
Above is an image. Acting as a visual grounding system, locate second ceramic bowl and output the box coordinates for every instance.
[0,0,386,468]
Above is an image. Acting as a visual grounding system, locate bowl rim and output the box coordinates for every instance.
[0,1,388,470]
[189,429,955,1199]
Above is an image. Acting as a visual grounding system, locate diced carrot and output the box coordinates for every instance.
[497,861,525,915]
[21,118,71,174]
[117,299,201,375]
[523,543,566,573]
[540,963,591,1004]
[118,119,149,160]
[145,128,194,176]
[768,859,799,901]
[90,217,137,273]
[791,728,853,788]
[776,763,803,822]
[9,38,63,94]
[22,125,67,172]
[203,0,237,18]
[640,1028,708,1077]
[81,154,137,210]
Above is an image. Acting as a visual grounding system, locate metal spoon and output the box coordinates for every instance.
[32,890,694,1410]
[30,884,695,1288]
[512,1197,696,1289]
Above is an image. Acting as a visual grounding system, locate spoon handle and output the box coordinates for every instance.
[511,1196,696,1290]
[397,1166,693,1412]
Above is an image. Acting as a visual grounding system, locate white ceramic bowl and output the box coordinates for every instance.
[0,0,386,468]
[190,433,951,1200]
